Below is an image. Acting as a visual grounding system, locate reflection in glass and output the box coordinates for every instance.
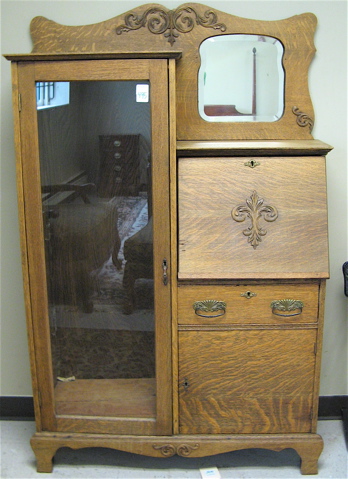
[38,81,155,418]
[199,34,285,122]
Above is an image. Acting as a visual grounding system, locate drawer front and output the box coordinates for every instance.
[178,283,319,324]
[179,329,316,434]
[99,134,140,158]
[178,156,329,279]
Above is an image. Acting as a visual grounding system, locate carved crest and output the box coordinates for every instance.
[116,6,226,45]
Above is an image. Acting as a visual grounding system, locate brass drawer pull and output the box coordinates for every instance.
[193,300,226,318]
[271,299,304,317]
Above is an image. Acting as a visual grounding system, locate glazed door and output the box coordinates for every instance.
[16,59,172,435]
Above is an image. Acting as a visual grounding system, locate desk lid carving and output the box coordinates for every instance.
[231,191,279,249]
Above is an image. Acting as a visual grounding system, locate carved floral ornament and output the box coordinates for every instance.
[116,6,226,45]
[231,191,278,249]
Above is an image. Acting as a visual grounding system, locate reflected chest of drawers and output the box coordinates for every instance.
[98,134,148,197]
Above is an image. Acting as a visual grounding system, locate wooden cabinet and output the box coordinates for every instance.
[5,3,332,476]
[176,143,329,466]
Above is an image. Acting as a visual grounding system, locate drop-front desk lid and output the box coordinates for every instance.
[178,155,329,280]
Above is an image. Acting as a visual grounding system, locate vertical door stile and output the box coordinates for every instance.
[168,57,179,435]
[149,59,172,435]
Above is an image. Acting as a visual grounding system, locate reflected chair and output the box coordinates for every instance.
[42,183,121,313]
[122,165,153,314]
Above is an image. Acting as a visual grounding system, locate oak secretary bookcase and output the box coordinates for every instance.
[5,3,332,474]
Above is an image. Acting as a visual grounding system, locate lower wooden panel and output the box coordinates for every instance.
[56,416,156,435]
[55,378,157,435]
[31,431,323,475]
[179,329,316,434]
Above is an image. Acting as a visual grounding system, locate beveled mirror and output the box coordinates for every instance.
[198,34,285,122]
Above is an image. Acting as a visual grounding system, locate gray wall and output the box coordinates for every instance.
[1,0,347,397]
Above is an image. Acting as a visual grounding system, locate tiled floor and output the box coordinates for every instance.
[1,420,347,478]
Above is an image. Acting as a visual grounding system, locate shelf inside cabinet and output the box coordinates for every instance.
[55,378,156,418]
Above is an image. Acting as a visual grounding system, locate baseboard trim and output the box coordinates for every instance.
[1,396,35,420]
[318,395,348,419]
[1,395,347,420]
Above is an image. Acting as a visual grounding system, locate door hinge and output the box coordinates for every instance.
[18,93,22,112]
[309,407,314,421]
[38,390,42,408]
[314,342,317,355]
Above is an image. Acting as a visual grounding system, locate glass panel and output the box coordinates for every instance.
[199,34,285,122]
[38,81,156,418]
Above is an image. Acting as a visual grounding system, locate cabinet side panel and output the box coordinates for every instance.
[311,280,326,432]
[149,60,172,435]
[17,62,56,431]
[11,62,43,431]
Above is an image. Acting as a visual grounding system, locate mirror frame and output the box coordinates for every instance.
[7,3,317,140]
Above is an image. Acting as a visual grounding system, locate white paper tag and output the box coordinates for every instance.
[200,467,221,479]
[136,84,149,102]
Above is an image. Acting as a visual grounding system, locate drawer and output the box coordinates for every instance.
[100,134,139,151]
[178,156,329,279]
[177,283,319,324]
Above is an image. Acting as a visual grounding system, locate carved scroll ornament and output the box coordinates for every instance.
[231,191,278,249]
[292,106,314,132]
[116,6,226,45]
[153,443,199,456]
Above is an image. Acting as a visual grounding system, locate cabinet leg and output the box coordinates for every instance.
[31,435,58,473]
[295,438,324,475]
